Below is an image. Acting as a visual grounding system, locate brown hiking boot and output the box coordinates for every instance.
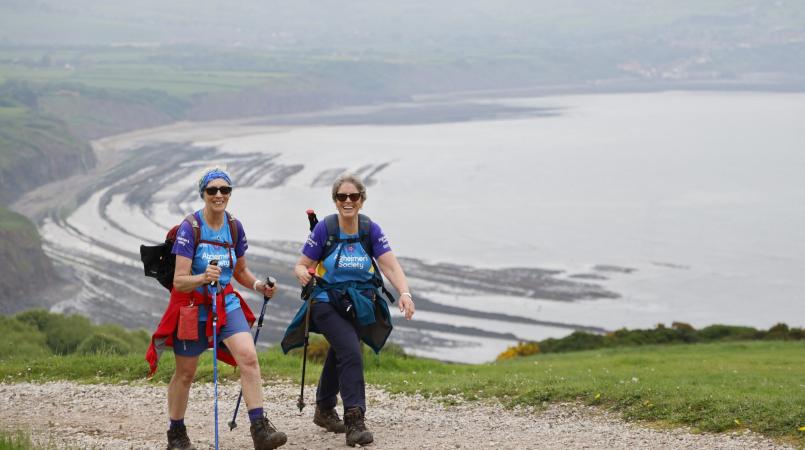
[313,404,346,433]
[250,415,287,450]
[344,407,373,447]
[166,425,196,450]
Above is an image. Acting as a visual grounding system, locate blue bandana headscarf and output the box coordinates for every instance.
[198,168,233,198]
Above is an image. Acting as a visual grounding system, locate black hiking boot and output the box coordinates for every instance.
[250,415,287,450]
[344,407,373,447]
[313,404,346,433]
[166,424,196,450]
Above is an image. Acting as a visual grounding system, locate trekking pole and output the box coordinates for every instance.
[209,260,220,450]
[297,268,316,413]
[228,275,276,431]
[297,209,319,413]
[306,209,318,231]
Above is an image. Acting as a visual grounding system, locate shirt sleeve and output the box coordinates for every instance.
[370,221,391,258]
[172,220,196,259]
[301,221,328,261]
[234,219,248,257]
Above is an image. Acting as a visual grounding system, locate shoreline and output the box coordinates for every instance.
[16,83,805,221]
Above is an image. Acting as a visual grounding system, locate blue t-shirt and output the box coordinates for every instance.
[172,211,248,319]
[301,219,391,302]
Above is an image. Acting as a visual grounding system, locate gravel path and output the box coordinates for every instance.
[0,381,791,449]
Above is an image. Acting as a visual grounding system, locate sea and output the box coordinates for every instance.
[40,91,805,362]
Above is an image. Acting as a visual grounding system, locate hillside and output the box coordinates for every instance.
[0,207,57,313]
[0,84,92,309]
[0,83,95,200]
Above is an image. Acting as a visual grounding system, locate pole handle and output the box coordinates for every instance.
[262,276,276,302]
[209,259,219,287]
[307,209,318,231]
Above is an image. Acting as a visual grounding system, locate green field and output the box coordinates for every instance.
[1,340,803,445]
[0,48,290,98]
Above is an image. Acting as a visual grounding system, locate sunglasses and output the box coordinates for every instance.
[335,192,363,202]
[204,186,232,196]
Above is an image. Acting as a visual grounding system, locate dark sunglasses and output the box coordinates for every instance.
[204,186,232,196]
[335,192,363,202]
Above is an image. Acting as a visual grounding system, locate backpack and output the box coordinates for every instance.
[139,212,239,291]
[318,213,395,303]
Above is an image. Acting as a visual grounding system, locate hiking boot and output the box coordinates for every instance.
[344,407,373,447]
[166,425,196,450]
[250,415,287,450]
[313,404,346,433]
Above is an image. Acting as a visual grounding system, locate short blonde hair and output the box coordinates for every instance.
[331,173,367,202]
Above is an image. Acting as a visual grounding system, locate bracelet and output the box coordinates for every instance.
[401,292,413,300]
[253,279,261,291]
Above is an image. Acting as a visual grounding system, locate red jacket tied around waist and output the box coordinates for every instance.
[145,283,255,378]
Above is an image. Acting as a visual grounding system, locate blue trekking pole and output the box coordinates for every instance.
[209,259,220,450]
[228,275,276,431]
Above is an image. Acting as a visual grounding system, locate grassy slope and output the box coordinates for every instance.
[0,208,55,303]
[0,341,802,445]
[0,106,88,169]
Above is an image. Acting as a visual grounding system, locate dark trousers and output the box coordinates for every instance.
[311,301,365,413]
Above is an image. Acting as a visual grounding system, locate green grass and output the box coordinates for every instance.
[0,429,35,450]
[0,63,287,98]
[0,428,85,450]
[0,340,802,445]
[0,45,294,99]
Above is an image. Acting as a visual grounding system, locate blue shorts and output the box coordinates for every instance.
[173,307,251,357]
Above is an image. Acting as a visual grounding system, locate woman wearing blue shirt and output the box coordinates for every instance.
[161,168,287,450]
[292,174,415,447]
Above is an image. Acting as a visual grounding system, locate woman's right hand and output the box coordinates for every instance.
[204,263,222,284]
[294,264,312,286]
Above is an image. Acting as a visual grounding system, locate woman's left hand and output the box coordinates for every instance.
[399,295,415,320]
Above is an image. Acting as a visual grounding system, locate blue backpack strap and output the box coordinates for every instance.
[358,214,373,257]
[321,214,341,260]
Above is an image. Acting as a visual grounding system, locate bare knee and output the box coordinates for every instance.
[172,363,197,386]
[238,349,259,372]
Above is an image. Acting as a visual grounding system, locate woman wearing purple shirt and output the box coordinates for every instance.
[164,168,287,450]
[293,173,415,447]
